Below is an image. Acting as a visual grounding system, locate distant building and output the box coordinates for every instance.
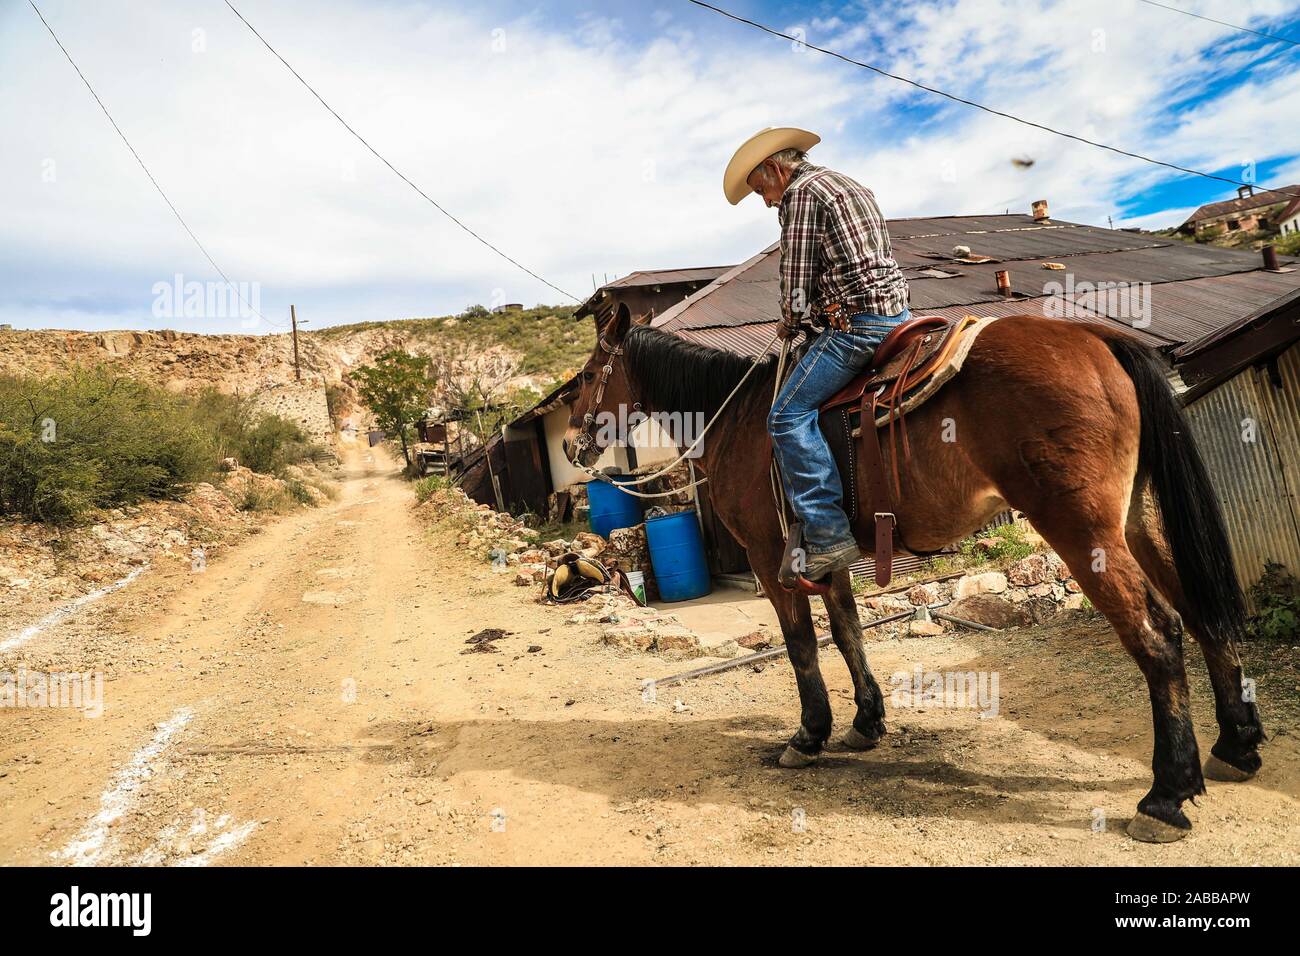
[491,303,524,313]
[1277,196,1300,237]
[1178,184,1300,238]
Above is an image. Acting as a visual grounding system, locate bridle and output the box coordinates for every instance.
[566,327,785,500]
[569,333,632,458]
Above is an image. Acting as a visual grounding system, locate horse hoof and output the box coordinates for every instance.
[1204,754,1256,783]
[1127,813,1190,844]
[838,726,879,751]
[778,745,818,768]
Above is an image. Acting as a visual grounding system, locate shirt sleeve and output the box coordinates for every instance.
[779,187,823,328]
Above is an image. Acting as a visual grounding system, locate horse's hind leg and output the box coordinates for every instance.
[749,546,833,767]
[1125,489,1264,782]
[1022,511,1203,842]
[824,570,887,749]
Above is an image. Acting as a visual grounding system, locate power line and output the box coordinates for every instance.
[1135,0,1300,48]
[221,0,582,303]
[27,0,284,330]
[685,0,1300,203]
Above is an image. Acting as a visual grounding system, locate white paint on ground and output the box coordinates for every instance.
[302,590,349,605]
[133,814,258,867]
[53,707,193,866]
[316,567,354,579]
[173,820,258,867]
[1,564,149,653]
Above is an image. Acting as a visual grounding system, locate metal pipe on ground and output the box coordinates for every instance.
[650,600,1008,689]
[932,611,1000,633]
[650,610,913,689]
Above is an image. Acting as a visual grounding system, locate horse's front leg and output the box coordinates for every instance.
[753,554,832,767]
[824,570,887,749]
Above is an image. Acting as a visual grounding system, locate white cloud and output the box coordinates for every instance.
[1,0,1297,333]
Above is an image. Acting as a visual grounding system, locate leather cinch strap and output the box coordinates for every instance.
[859,388,895,588]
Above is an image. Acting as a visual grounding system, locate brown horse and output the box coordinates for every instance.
[563,306,1264,842]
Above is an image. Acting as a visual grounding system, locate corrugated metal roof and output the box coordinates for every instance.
[1085,271,1300,346]
[1174,286,1300,361]
[653,215,1300,351]
[605,266,734,288]
[575,265,737,320]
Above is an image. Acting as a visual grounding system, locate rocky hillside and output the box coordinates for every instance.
[0,305,591,417]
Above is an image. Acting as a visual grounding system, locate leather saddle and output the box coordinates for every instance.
[807,315,972,591]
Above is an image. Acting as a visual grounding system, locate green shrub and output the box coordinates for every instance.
[957,521,1035,565]
[0,368,323,524]
[414,473,451,502]
[189,389,320,475]
[1273,232,1300,258]
[283,478,316,506]
[237,415,316,475]
[0,370,212,523]
[1247,562,1300,641]
[237,484,294,513]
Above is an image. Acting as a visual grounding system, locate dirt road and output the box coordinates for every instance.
[2,444,1297,866]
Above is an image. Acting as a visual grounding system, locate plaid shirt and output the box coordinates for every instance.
[777,162,908,331]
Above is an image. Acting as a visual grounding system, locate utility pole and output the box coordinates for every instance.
[290,304,302,381]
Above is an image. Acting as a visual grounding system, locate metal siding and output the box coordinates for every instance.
[1262,344,1300,574]
[1184,344,1300,607]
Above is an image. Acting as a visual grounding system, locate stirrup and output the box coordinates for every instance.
[792,574,832,596]
[777,522,833,596]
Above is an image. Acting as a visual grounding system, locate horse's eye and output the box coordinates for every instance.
[583,371,594,383]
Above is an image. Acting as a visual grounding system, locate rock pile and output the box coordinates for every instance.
[859,552,1091,636]
[566,592,717,660]
[418,485,723,658]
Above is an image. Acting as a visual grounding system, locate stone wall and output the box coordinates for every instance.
[250,379,336,453]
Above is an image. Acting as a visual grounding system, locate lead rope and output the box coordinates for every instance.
[569,328,783,500]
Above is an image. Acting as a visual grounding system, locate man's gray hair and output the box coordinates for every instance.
[766,147,807,169]
[751,147,806,185]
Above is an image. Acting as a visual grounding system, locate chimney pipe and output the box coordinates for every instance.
[995,270,1012,296]
[1031,199,1049,221]
[1263,244,1280,271]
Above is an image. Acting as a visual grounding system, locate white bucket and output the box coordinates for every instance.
[626,570,647,605]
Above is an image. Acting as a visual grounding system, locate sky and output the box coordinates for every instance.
[2,0,1298,334]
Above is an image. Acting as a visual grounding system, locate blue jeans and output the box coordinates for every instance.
[768,308,910,554]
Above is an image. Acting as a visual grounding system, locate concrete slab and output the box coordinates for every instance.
[651,584,790,649]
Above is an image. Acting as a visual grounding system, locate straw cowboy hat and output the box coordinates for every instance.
[723,126,821,205]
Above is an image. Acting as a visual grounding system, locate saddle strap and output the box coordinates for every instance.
[858,391,896,588]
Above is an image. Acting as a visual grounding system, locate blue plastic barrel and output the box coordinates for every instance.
[645,510,711,602]
[587,477,642,539]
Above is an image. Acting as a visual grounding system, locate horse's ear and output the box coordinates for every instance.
[607,303,633,342]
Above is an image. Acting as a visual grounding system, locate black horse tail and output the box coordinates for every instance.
[1108,336,1246,645]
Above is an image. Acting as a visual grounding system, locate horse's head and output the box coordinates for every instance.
[562,303,644,468]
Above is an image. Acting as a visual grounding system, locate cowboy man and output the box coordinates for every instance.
[724,127,910,582]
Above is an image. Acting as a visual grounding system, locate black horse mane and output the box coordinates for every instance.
[622,325,777,417]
